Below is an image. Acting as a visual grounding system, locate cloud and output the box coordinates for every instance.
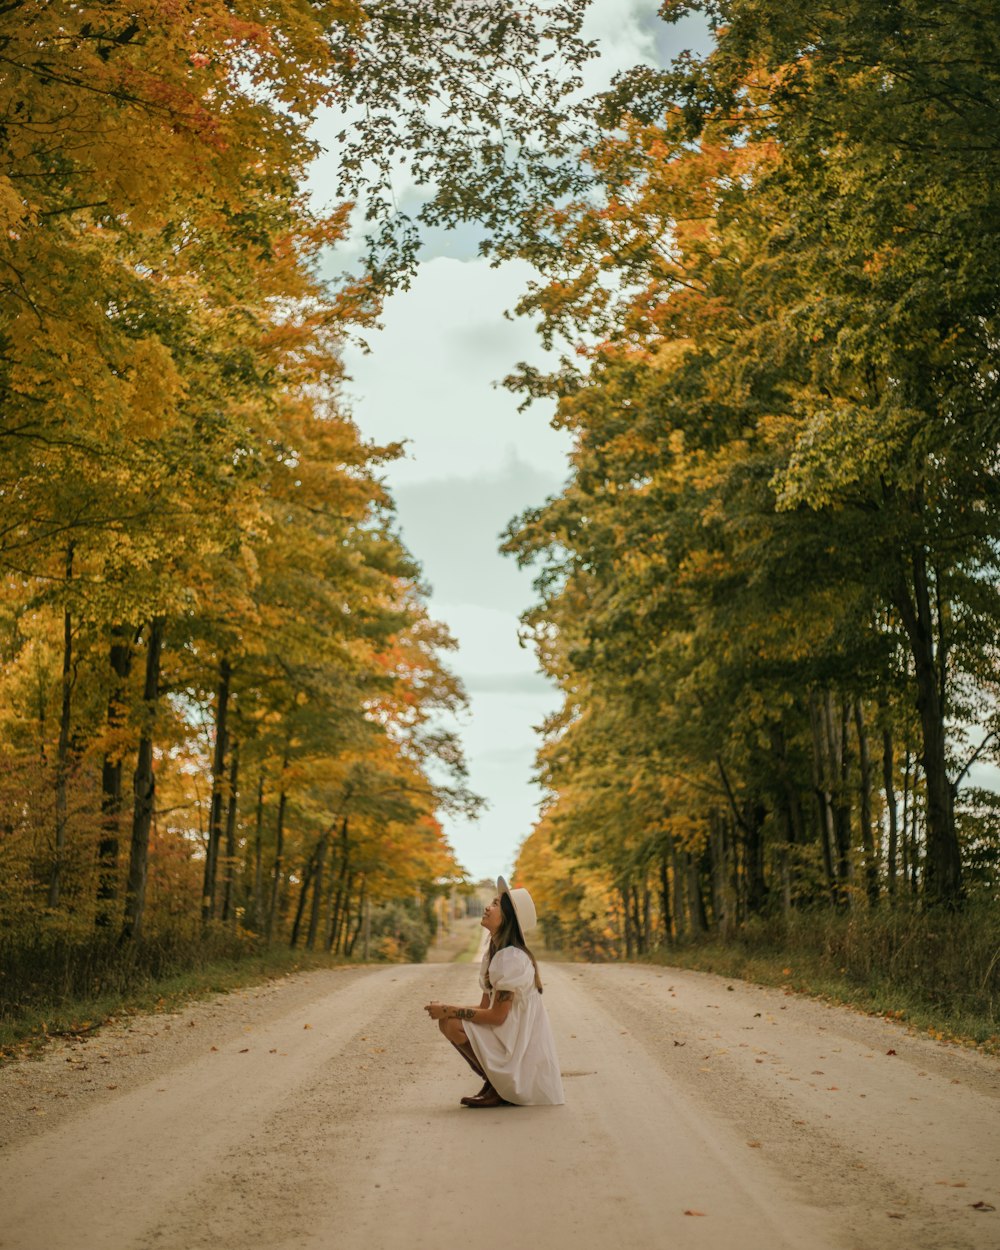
[339,257,570,487]
[392,454,564,611]
[463,672,552,695]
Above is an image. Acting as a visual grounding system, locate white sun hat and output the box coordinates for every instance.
[497,875,537,934]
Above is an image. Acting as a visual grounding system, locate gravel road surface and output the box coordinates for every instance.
[1,961,997,1250]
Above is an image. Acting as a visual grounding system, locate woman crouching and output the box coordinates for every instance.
[424,877,565,1108]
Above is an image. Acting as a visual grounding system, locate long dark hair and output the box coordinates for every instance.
[486,893,543,993]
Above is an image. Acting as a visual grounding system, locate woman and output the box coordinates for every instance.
[424,876,565,1108]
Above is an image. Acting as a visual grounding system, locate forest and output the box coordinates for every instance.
[2,0,998,1044]
[0,0,600,1035]
[509,0,1000,1038]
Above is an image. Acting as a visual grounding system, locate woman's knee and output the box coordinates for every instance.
[440,1017,464,1044]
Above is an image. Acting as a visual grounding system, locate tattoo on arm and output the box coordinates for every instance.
[454,1007,476,1020]
[497,991,514,1002]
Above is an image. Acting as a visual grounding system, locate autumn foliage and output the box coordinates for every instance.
[508,0,1000,1014]
[2,1,609,1018]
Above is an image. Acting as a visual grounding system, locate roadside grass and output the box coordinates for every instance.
[644,902,1000,1056]
[0,942,351,1060]
[648,943,999,1053]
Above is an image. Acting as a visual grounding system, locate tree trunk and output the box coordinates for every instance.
[708,811,730,936]
[630,883,646,955]
[621,885,634,959]
[823,691,852,892]
[668,837,686,939]
[335,871,354,954]
[289,846,318,948]
[853,699,879,906]
[326,817,350,953]
[882,725,899,897]
[345,876,367,956]
[745,801,768,915]
[686,851,707,933]
[809,693,839,900]
[901,747,911,886]
[251,771,265,930]
[658,846,673,942]
[221,739,240,923]
[306,823,332,951]
[49,543,75,909]
[121,616,165,942]
[265,748,290,945]
[202,657,232,924]
[891,553,963,902]
[97,625,134,925]
[910,764,922,894]
[769,721,804,910]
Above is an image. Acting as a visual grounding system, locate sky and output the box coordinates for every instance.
[310,2,713,881]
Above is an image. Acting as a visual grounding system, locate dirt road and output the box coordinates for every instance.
[1,961,998,1250]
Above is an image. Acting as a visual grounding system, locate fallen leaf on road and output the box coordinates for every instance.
[746,1141,762,1148]
[683,1210,706,1217]
[210,1046,218,1052]
[304,1023,312,1030]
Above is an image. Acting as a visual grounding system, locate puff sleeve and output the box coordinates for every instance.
[487,947,536,998]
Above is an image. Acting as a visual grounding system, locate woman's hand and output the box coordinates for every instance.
[424,1001,448,1020]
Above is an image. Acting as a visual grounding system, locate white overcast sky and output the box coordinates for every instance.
[310,2,712,881]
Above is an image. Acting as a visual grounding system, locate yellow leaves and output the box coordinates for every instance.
[125,338,185,435]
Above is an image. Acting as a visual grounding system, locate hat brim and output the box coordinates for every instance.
[497,875,536,934]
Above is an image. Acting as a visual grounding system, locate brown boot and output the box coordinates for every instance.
[460,1081,492,1106]
[462,1085,509,1108]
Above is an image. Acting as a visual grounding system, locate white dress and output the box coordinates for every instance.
[464,946,565,1106]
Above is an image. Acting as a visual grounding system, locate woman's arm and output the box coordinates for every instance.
[425,991,513,1026]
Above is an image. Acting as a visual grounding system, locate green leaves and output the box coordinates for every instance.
[506,0,1000,923]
